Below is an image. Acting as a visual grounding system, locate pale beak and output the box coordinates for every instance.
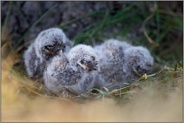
[77,61,88,70]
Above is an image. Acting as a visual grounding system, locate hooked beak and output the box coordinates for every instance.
[77,61,88,70]
[77,61,99,71]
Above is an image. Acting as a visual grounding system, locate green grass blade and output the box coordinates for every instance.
[13,4,58,50]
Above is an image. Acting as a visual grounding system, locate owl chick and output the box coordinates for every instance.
[94,39,132,88]
[123,46,154,80]
[93,39,154,90]
[23,28,73,79]
[43,54,76,93]
[43,44,99,95]
[107,46,154,90]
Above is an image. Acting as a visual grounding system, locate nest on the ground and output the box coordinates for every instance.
[4,53,182,103]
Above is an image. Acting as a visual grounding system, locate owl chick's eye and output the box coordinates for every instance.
[136,65,140,70]
[63,44,66,49]
[146,64,152,68]
[45,45,54,50]
[80,59,85,64]
[91,56,95,60]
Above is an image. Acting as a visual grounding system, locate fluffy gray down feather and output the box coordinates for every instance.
[43,44,99,95]
[23,28,73,79]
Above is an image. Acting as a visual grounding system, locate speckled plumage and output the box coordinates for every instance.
[43,54,77,93]
[123,46,154,79]
[107,46,154,89]
[43,44,99,95]
[93,39,154,90]
[94,39,132,88]
[23,28,73,78]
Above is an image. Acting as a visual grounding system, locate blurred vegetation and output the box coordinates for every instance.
[59,2,183,62]
[2,1,183,62]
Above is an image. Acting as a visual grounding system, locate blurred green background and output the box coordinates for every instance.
[1,1,183,65]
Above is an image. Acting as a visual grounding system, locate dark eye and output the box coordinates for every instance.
[80,59,85,64]
[136,65,140,70]
[91,56,95,60]
[63,44,66,49]
[45,45,54,50]
[146,64,152,67]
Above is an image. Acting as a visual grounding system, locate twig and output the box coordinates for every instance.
[142,2,159,46]
[16,39,34,52]
[158,9,183,17]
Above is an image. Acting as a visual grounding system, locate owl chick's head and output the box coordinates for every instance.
[68,44,99,72]
[35,28,70,62]
[124,46,154,77]
[104,39,132,50]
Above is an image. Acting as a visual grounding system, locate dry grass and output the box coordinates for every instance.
[2,51,182,122]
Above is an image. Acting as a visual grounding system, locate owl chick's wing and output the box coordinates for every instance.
[23,43,45,78]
